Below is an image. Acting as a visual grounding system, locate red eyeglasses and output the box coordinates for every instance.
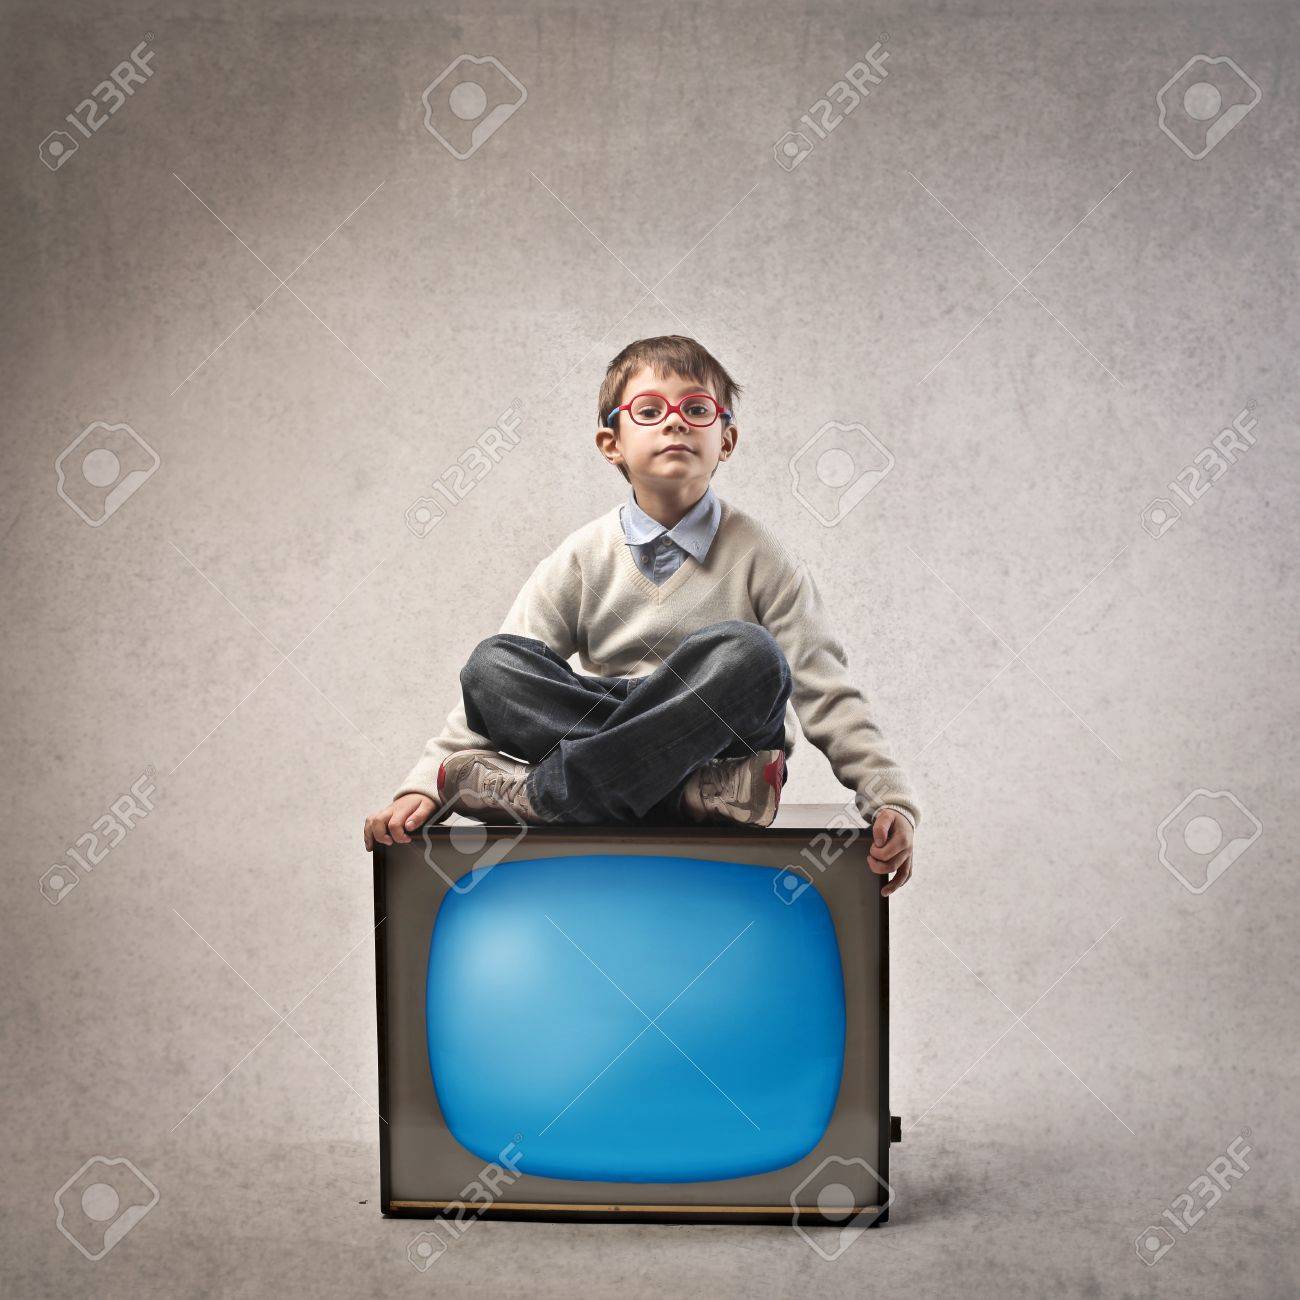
[606,391,732,428]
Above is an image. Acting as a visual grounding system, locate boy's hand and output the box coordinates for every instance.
[868,807,913,896]
[364,794,437,850]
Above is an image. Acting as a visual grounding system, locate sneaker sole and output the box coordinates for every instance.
[750,750,785,827]
[714,749,784,828]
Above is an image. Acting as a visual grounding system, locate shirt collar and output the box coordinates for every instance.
[621,484,722,563]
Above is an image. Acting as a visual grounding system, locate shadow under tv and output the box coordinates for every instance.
[373,801,897,1227]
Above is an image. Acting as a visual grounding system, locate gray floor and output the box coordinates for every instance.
[8,807,1297,1297]
[5,0,1298,1295]
[10,1133,1247,1299]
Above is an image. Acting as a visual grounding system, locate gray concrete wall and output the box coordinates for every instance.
[3,0,1297,1295]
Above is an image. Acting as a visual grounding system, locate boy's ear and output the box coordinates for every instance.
[595,423,623,472]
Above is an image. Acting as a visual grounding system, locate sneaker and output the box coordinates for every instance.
[680,749,786,828]
[436,749,546,825]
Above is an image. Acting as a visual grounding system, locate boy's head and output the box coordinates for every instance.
[595,335,742,489]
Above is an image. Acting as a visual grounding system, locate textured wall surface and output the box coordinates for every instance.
[3,0,1297,1295]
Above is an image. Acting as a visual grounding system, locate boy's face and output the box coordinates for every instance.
[596,365,738,490]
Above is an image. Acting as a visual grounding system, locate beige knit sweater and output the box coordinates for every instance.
[395,496,920,827]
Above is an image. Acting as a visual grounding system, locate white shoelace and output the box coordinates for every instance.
[698,758,737,807]
[478,766,530,809]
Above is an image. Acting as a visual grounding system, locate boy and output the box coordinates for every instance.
[364,335,919,894]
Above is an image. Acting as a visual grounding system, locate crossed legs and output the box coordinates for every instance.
[459,619,793,824]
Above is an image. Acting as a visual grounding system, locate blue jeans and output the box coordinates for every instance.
[459,619,793,825]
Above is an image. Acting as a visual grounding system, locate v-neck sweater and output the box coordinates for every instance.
[395,496,921,827]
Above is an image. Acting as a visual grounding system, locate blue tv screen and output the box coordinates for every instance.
[426,853,846,1183]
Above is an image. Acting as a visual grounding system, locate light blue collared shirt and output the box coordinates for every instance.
[619,484,722,585]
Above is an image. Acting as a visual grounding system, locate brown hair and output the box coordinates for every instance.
[598,335,743,482]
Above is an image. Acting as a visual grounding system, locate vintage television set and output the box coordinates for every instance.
[373,802,898,1228]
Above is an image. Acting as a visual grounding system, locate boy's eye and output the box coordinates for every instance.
[684,401,710,418]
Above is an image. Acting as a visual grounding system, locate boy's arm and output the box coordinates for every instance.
[393,551,577,802]
[756,560,921,829]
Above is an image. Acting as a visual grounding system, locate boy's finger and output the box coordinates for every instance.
[869,836,909,864]
[405,797,434,832]
[363,822,373,851]
[387,810,411,843]
[371,813,393,846]
[881,857,912,896]
[872,810,895,847]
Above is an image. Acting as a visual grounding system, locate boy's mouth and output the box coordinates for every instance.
[659,444,693,454]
